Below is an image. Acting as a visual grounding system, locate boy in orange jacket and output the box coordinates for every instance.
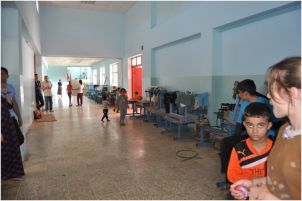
[227,102,273,184]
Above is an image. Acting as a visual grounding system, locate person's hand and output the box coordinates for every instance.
[249,183,278,200]
[1,134,4,142]
[230,179,252,200]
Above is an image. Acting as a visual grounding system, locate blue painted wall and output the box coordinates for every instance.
[124,1,301,124]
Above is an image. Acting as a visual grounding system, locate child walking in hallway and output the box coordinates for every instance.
[117,88,128,125]
[67,81,73,106]
[101,95,110,122]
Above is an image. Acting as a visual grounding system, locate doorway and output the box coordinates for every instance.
[131,55,142,97]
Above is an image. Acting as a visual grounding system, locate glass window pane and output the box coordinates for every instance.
[113,64,118,72]
[132,58,137,66]
[113,73,118,86]
[137,56,141,65]
[100,66,105,85]
[93,69,97,85]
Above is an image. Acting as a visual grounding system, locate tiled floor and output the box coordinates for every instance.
[1,96,228,200]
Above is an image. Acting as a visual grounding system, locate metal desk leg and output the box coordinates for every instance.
[197,127,215,147]
[177,124,181,139]
[199,127,204,146]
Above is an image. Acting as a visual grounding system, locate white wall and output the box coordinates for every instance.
[2,3,42,158]
[15,1,41,53]
[40,6,124,58]
[21,35,35,142]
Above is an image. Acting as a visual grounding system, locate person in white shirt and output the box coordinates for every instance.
[41,75,53,112]
[76,79,84,106]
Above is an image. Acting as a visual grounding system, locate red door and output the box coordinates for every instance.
[132,66,142,98]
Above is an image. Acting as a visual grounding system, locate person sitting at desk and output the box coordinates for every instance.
[133,91,143,113]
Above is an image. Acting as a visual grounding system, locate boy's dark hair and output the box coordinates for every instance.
[1,67,8,75]
[236,79,256,95]
[244,102,271,120]
[102,96,107,100]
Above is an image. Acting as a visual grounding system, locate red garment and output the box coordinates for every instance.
[67,84,72,93]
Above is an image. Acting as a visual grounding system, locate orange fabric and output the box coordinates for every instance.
[227,138,273,183]
[133,95,142,101]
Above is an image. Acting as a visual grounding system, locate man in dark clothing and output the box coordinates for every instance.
[35,74,44,110]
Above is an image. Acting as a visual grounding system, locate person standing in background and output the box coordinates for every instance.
[76,79,84,106]
[114,87,121,112]
[34,73,44,110]
[66,81,73,107]
[1,67,23,127]
[41,75,53,112]
[117,88,128,125]
[57,79,62,97]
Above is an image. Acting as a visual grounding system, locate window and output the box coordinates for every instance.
[132,58,137,66]
[92,69,98,85]
[137,56,141,65]
[100,66,105,85]
[131,55,142,67]
[110,63,118,87]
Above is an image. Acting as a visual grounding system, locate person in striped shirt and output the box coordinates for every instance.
[227,102,273,186]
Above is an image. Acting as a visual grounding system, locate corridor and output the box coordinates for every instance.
[1,96,226,200]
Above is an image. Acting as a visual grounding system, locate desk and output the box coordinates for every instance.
[163,114,195,140]
[128,99,147,119]
[196,125,228,147]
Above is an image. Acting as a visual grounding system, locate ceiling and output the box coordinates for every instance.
[39,1,136,13]
[44,56,104,67]
[39,1,135,67]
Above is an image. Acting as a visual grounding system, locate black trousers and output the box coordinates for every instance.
[101,109,109,121]
[35,91,44,110]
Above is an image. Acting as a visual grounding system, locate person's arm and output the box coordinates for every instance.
[41,82,45,91]
[37,81,41,90]
[12,96,22,126]
[227,148,246,184]
[249,183,279,200]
